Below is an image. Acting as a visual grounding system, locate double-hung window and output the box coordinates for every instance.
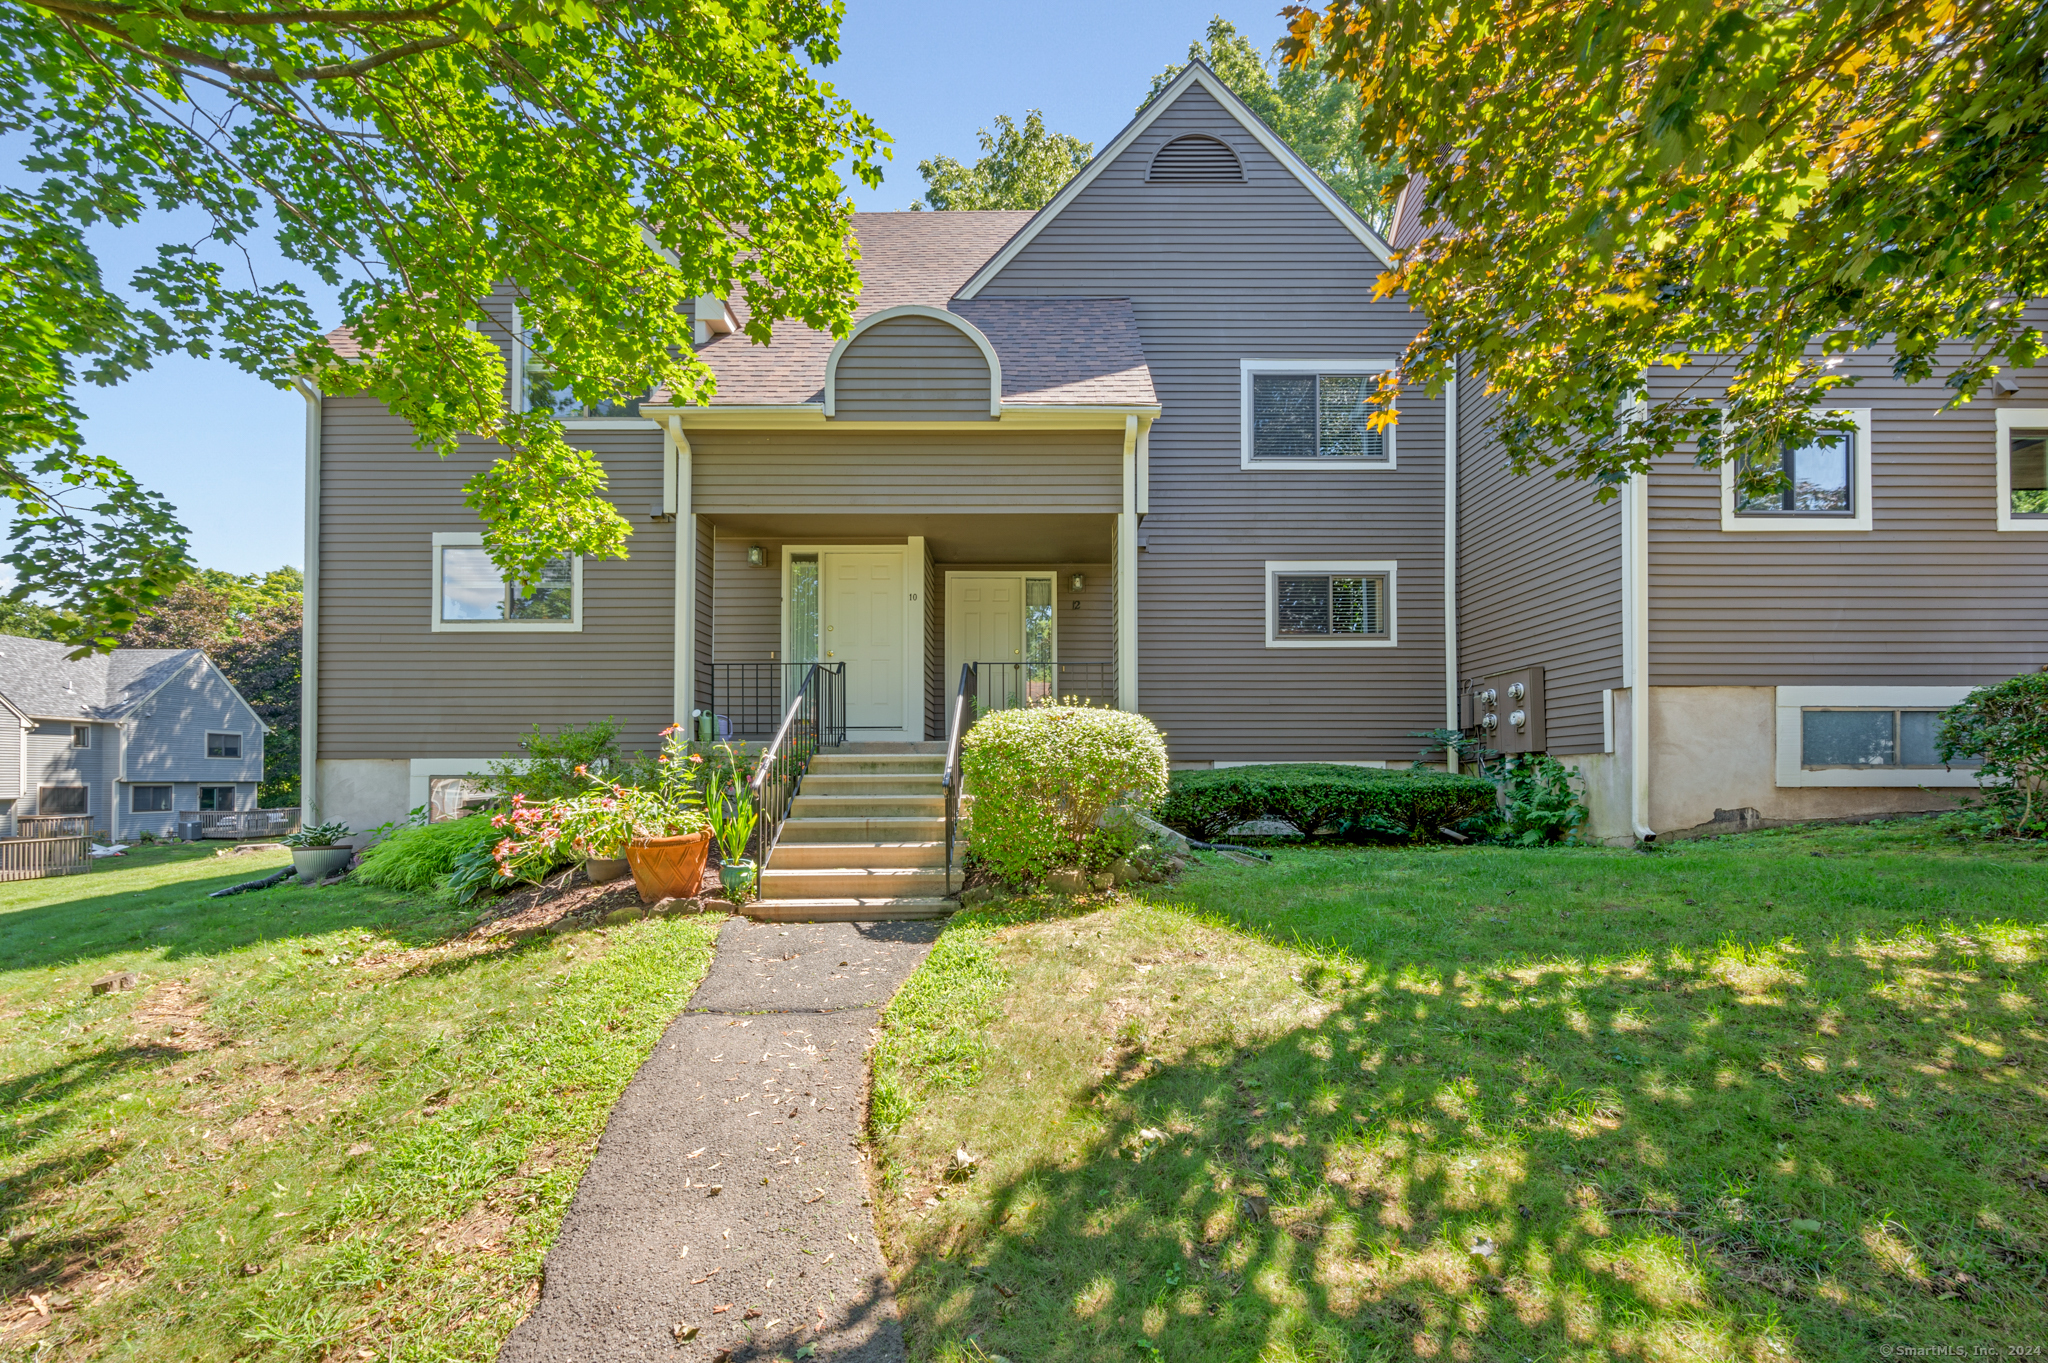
[1996,410,2048,531]
[131,786,173,813]
[520,328,647,419]
[1265,561,1395,647]
[1722,409,1872,531]
[1241,360,1395,468]
[70,725,90,749]
[430,532,582,632]
[206,731,241,759]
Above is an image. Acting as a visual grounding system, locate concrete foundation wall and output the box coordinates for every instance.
[314,759,409,837]
[1647,686,1956,834]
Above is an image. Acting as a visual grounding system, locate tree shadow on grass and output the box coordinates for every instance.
[0,858,474,976]
[889,909,2047,1361]
[0,1043,190,1303]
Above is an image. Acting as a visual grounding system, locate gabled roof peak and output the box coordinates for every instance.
[954,60,1394,300]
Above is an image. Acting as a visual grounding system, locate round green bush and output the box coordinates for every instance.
[960,704,1169,883]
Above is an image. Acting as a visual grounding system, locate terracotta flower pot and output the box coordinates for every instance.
[625,831,711,904]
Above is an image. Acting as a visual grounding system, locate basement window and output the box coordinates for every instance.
[38,785,86,815]
[1801,709,1978,770]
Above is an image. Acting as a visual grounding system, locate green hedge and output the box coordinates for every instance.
[1155,763,1498,841]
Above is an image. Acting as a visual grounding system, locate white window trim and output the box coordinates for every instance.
[1240,359,1398,471]
[1995,408,2048,532]
[130,784,174,813]
[204,730,244,759]
[1774,685,1978,788]
[1720,408,1873,532]
[1264,559,1397,649]
[509,302,654,429]
[429,531,584,634]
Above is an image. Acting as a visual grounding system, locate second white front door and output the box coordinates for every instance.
[824,551,904,731]
[945,575,1023,688]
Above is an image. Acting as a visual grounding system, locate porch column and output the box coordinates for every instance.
[667,423,695,726]
[1117,415,1139,711]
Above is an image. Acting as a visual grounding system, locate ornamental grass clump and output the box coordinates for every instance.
[352,816,503,895]
[960,704,1169,884]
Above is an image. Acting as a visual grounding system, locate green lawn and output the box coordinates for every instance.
[870,819,2048,1363]
[0,843,721,1360]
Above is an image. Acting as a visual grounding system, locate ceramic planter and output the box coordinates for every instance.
[719,858,758,900]
[584,855,630,884]
[624,831,711,904]
[290,846,353,884]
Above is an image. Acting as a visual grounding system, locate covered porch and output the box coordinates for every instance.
[689,514,1128,742]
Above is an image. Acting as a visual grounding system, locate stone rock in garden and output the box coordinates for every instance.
[1090,871,1114,891]
[698,898,736,914]
[1043,867,1086,895]
[1108,858,1143,884]
[960,886,1000,907]
[91,971,139,995]
[1165,857,1186,876]
[601,904,648,926]
[652,897,702,917]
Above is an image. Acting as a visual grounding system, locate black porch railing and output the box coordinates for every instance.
[942,662,975,895]
[963,661,1117,715]
[713,662,846,743]
[746,662,845,865]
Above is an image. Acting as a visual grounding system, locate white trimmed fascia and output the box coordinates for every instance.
[1994,407,2048,532]
[1238,359,1399,470]
[1263,560,1398,649]
[1719,408,1874,532]
[955,61,1393,299]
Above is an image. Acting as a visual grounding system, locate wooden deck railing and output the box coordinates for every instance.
[18,815,91,839]
[177,808,301,839]
[0,835,91,881]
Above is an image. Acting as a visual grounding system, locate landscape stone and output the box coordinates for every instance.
[90,971,139,995]
[698,898,736,913]
[1108,858,1142,884]
[1043,867,1085,895]
[960,885,1000,907]
[600,904,647,925]
[1091,870,1115,891]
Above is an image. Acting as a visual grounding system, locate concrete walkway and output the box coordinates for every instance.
[499,916,942,1363]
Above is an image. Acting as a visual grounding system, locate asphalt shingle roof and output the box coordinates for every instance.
[0,635,206,722]
[688,212,1158,409]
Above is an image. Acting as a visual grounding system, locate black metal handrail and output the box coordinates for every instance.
[713,662,832,741]
[746,662,845,866]
[942,662,976,896]
[962,660,1117,714]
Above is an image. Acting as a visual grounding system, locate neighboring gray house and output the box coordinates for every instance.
[297,60,2047,867]
[0,636,266,840]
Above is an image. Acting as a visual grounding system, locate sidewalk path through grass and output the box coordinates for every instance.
[499,915,941,1363]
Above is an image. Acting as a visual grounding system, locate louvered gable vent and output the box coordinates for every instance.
[1147,133,1243,184]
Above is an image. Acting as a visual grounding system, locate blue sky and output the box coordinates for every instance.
[52,1,1288,576]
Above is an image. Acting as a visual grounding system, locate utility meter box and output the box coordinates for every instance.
[1464,666,1546,754]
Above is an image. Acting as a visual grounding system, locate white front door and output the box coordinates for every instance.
[824,551,904,731]
[945,575,1023,689]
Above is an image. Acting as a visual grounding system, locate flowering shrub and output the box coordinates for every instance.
[960,704,1169,883]
[490,724,711,885]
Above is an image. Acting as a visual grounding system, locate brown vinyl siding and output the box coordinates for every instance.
[1645,351,2048,684]
[690,429,1121,514]
[973,83,1444,763]
[693,517,714,716]
[833,314,993,420]
[316,399,675,757]
[1455,359,1623,754]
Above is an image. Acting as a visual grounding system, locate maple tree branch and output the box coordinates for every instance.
[33,0,482,83]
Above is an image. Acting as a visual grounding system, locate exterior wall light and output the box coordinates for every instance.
[747,545,766,567]
[1068,573,1085,592]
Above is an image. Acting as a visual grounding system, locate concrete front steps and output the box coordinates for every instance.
[749,744,958,923]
